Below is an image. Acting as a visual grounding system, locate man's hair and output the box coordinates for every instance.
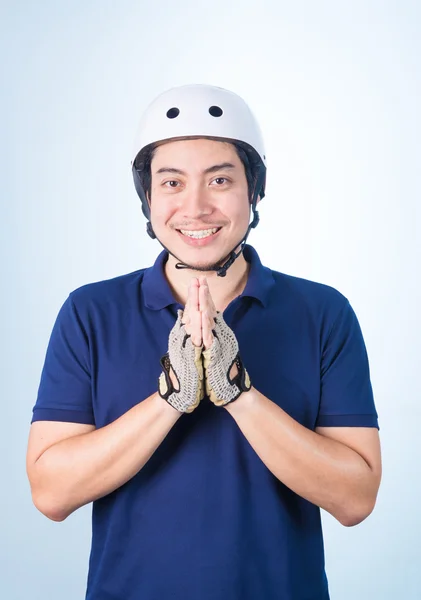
[134,139,261,203]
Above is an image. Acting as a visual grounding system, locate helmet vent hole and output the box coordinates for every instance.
[166,107,180,119]
[209,105,223,117]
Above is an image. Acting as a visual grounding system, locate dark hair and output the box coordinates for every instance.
[134,138,262,203]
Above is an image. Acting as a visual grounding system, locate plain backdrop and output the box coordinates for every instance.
[2,1,420,598]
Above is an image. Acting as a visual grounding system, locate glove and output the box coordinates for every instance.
[202,312,251,406]
[158,310,205,413]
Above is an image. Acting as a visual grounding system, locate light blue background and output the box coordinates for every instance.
[2,1,420,598]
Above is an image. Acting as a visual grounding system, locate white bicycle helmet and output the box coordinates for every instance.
[132,84,267,276]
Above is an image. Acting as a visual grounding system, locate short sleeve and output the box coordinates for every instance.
[31,294,95,425]
[316,299,379,429]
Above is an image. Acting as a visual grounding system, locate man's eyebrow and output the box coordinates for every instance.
[155,167,186,175]
[204,162,236,174]
[155,163,237,176]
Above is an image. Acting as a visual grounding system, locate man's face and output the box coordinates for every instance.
[149,138,250,271]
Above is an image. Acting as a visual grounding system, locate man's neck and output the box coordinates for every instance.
[164,251,250,312]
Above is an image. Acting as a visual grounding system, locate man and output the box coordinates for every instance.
[26,84,381,600]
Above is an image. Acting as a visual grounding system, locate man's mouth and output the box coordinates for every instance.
[177,227,222,240]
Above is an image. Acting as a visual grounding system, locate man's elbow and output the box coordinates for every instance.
[32,491,71,522]
[336,497,377,527]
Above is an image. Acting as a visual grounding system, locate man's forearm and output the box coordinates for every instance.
[31,393,182,521]
[224,387,379,526]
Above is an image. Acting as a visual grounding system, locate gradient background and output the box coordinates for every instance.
[2,1,420,598]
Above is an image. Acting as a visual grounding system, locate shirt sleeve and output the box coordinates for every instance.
[31,294,95,425]
[316,299,379,429]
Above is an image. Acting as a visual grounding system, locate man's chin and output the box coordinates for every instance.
[176,257,228,273]
[171,247,232,273]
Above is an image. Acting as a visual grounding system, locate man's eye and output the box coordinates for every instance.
[163,181,179,188]
[212,177,229,185]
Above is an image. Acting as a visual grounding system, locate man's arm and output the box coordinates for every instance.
[197,276,381,527]
[28,280,207,523]
[224,388,382,527]
[26,392,182,522]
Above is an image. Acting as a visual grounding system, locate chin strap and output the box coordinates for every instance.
[146,169,265,277]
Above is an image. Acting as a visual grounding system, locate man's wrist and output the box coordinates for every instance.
[223,386,257,413]
[153,392,184,420]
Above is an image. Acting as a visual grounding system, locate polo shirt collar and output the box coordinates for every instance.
[142,244,275,310]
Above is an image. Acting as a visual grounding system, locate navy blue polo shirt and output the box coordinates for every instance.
[32,244,378,600]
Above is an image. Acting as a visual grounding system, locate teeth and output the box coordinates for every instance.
[180,228,219,239]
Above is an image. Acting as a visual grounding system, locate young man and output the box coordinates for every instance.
[27,84,381,600]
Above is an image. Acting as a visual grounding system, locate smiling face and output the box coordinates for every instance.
[149,138,251,271]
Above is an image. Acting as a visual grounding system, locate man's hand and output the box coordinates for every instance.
[158,309,204,414]
[157,276,213,414]
[195,276,252,407]
[163,276,251,410]
[202,310,252,406]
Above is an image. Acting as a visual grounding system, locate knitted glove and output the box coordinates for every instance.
[202,312,251,406]
[158,310,205,413]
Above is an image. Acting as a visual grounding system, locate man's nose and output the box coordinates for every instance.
[180,186,213,218]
